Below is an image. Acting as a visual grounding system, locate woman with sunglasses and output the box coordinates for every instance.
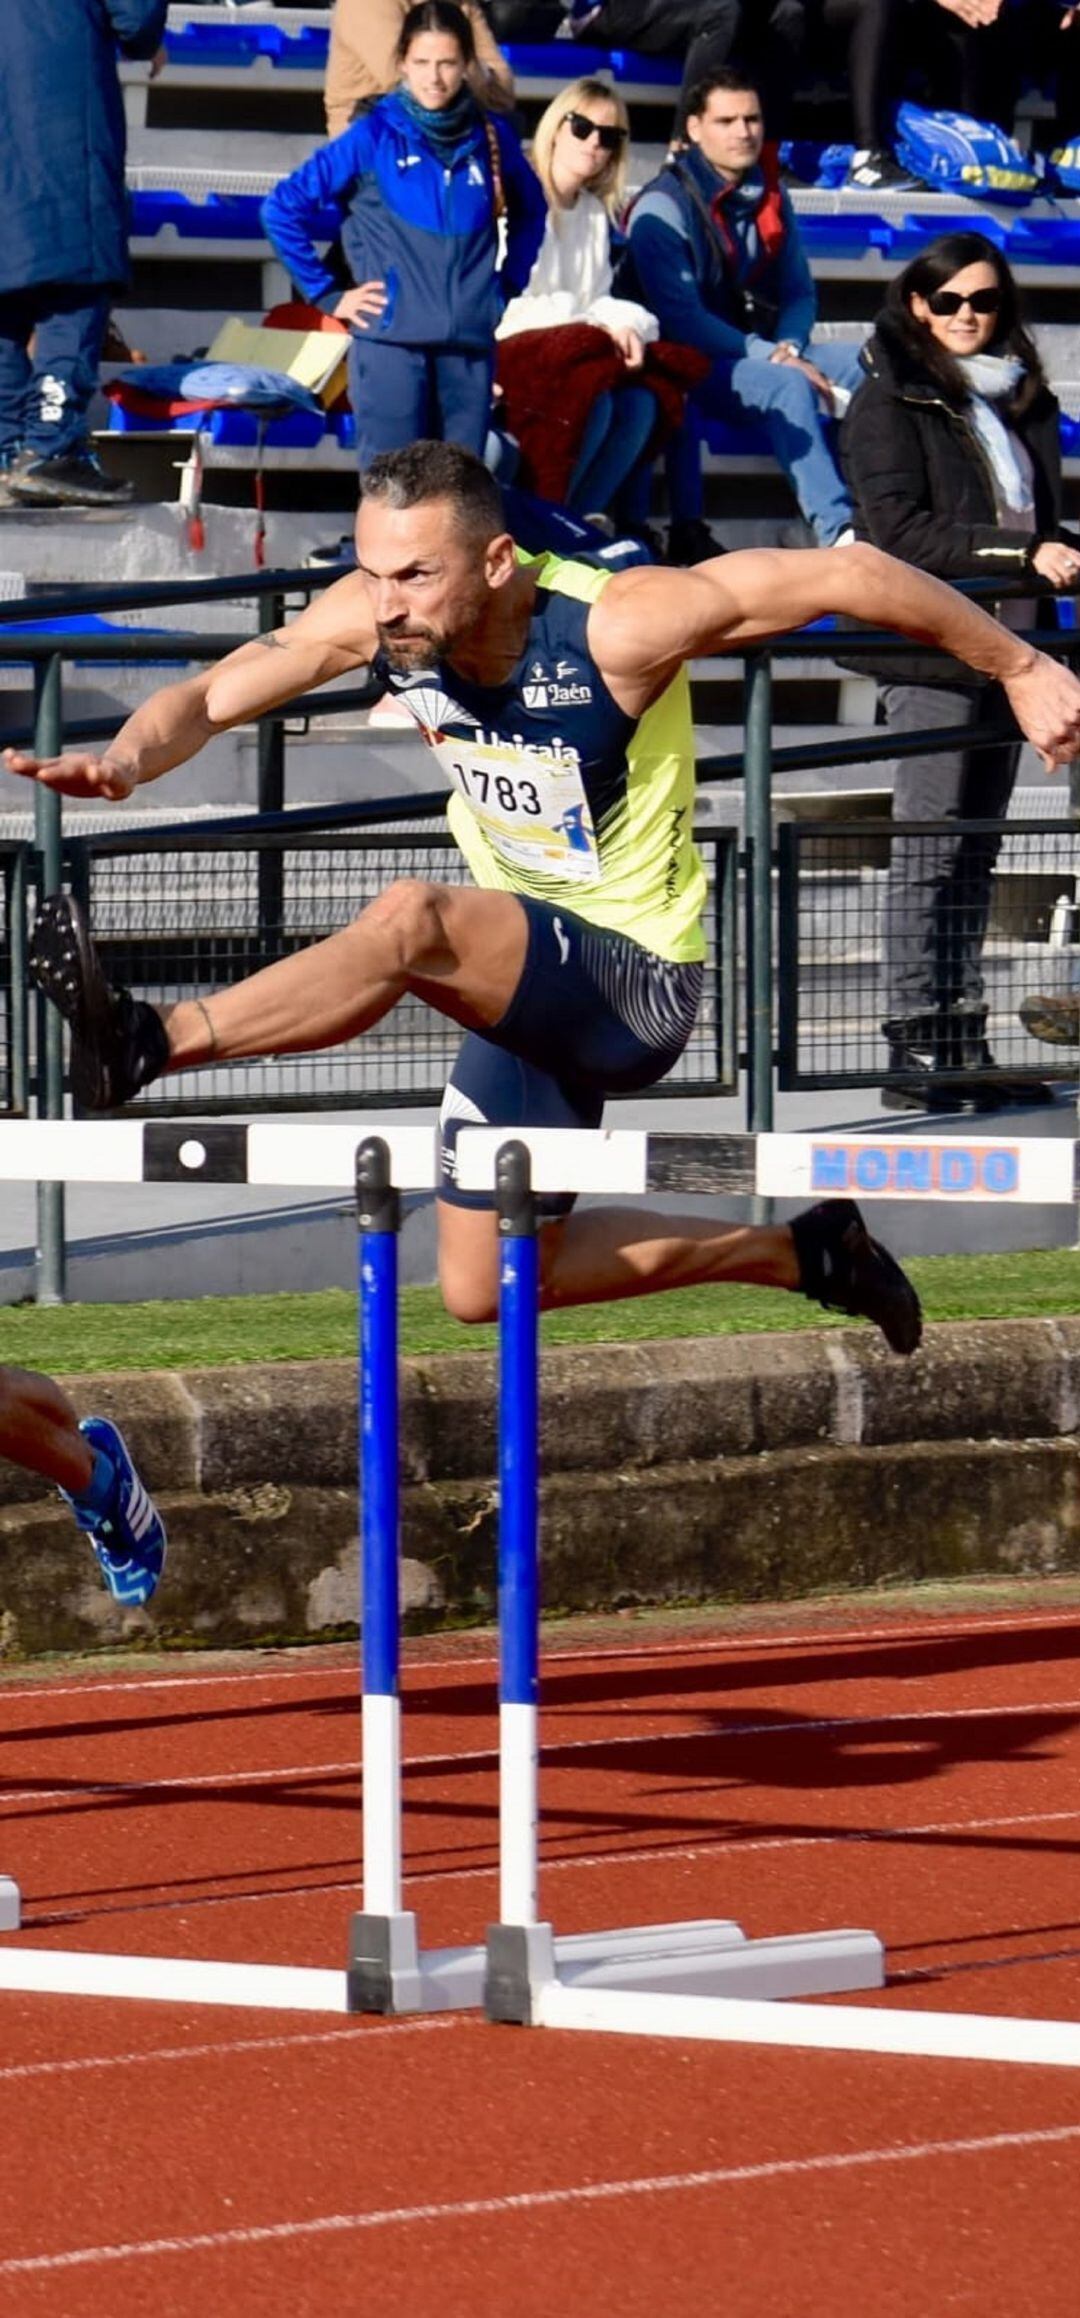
[494,79,674,532]
[841,231,1080,1109]
[261,1,544,470]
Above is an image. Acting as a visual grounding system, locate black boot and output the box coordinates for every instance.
[880,1015,950,1111]
[948,1005,1056,1110]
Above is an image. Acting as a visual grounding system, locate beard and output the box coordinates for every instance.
[376,622,442,673]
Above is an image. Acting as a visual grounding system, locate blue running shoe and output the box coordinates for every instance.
[60,1417,167,1607]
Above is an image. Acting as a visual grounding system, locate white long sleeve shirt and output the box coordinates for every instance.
[496,190,659,343]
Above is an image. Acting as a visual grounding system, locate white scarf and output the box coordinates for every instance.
[956,352,1031,515]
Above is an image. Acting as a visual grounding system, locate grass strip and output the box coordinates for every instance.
[0,1245,1077,1372]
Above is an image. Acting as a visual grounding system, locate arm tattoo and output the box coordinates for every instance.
[256,631,287,651]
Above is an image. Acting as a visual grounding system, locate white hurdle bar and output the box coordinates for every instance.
[0,1117,1078,2067]
[0,1117,1073,1202]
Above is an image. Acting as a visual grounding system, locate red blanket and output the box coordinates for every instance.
[495,322,710,502]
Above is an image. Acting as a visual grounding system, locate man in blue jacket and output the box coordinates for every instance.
[0,0,167,511]
[628,68,862,552]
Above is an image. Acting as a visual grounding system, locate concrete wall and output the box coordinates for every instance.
[2,1315,1079,1657]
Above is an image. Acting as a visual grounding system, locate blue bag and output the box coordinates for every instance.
[111,361,325,415]
[894,102,1044,204]
[1048,137,1080,194]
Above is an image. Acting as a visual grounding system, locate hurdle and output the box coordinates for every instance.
[2,1115,1080,2067]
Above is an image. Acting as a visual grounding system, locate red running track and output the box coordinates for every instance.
[2,1603,1080,2316]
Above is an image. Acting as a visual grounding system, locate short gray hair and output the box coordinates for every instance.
[360,440,506,542]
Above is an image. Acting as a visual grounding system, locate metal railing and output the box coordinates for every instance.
[0,562,1075,1295]
[59,806,739,1115]
[777,816,1080,1091]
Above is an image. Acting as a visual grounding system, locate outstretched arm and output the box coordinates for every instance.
[3,572,378,801]
[590,543,1080,769]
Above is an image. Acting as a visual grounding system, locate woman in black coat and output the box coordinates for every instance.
[841,231,1080,1108]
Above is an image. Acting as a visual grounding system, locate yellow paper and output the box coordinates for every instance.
[207,318,348,406]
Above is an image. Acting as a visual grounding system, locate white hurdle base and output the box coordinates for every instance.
[349,1911,884,2019]
[0,1879,19,1933]
[534,1982,1080,2070]
[485,1920,884,2025]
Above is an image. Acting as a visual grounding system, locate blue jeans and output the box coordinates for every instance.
[0,284,111,460]
[680,340,864,545]
[568,384,657,517]
[348,339,493,467]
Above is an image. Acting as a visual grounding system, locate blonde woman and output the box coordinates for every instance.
[496,78,664,523]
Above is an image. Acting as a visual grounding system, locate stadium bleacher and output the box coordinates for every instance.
[102,3,1080,529]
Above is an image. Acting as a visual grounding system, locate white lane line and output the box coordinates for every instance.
[1,1601,1078,1710]
[4,2120,1080,2277]
[0,2013,454,2085]
[6,1690,1080,1814]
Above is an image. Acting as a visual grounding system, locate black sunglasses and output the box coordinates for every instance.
[926,286,1002,317]
[563,110,626,152]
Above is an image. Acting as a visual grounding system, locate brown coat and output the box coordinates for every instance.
[325,0,514,135]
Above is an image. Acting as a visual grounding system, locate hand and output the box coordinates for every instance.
[149,42,167,77]
[933,0,1003,25]
[1031,541,1080,589]
[607,325,645,369]
[1002,650,1080,770]
[1,748,138,800]
[776,352,837,407]
[333,281,388,331]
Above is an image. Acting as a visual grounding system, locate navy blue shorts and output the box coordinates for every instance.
[439,898,704,1214]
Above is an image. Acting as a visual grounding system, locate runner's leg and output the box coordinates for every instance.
[159,884,532,1065]
[0,1366,94,1494]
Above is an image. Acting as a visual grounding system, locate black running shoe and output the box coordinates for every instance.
[790,1198,922,1356]
[29,893,169,1111]
[8,451,136,508]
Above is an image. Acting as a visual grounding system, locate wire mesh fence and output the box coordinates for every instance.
[56,816,739,1114]
[778,817,1080,1091]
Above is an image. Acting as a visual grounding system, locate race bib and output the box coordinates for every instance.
[432,734,600,885]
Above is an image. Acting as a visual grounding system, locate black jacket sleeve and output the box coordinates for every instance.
[841,383,1036,578]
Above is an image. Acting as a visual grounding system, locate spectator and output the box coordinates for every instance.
[495,79,662,526]
[561,0,808,144]
[326,0,514,135]
[628,69,863,555]
[841,232,1080,1107]
[262,2,545,470]
[0,0,167,512]
[800,0,922,190]
[908,0,1029,141]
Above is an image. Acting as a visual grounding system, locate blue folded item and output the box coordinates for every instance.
[894,103,1044,204]
[1048,136,1080,193]
[815,143,858,189]
[112,362,325,415]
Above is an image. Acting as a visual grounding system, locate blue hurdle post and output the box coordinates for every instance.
[347,1136,417,2012]
[486,1140,558,2021]
[347,1135,489,2017]
[495,1139,541,1929]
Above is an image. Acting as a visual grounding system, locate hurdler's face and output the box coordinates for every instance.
[356,498,510,670]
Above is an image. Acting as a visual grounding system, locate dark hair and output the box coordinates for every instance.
[884,232,1046,416]
[396,1,475,65]
[683,65,761,122]
[360,439,505,540]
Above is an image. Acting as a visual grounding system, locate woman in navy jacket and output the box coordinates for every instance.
[262,0,545,467]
